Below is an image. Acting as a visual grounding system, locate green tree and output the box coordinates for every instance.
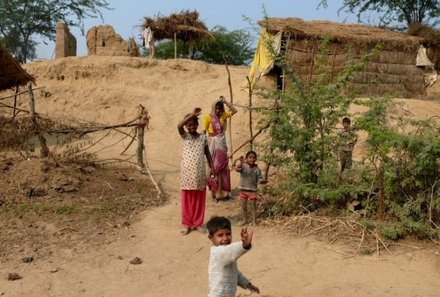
[151,26,254,65]
[319,0,440,29]
[195,26,254,65]
[0,0,110,62]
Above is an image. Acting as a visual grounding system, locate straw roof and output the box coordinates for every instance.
[261,18,424,50]
[0,45,34,91]
[142,10,212,42]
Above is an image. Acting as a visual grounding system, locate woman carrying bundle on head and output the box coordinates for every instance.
[203,96,237,202]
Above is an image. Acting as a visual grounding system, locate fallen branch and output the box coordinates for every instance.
[300,221,334,238]
[309,242,352,257]
[142,150,163,200]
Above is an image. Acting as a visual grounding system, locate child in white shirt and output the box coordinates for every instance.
[206,216,260,297]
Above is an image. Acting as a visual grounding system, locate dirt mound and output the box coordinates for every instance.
[0,154,163,260]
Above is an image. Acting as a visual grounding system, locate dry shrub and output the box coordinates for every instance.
[0,116,34,149]
[127,37,140,57]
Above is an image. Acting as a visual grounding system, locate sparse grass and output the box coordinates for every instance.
[55,204,76,214]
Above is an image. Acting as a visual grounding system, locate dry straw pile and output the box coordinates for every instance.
[141,10,212,42]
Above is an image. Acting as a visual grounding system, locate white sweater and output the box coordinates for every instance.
[208,242,251,297]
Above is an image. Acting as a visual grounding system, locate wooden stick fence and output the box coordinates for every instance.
[1,85,152,172]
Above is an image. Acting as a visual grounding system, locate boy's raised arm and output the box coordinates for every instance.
[241,227,253,250]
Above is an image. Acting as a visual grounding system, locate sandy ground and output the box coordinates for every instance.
[1,56,440,297]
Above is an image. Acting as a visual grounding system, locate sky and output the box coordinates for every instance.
[35,0,359,60]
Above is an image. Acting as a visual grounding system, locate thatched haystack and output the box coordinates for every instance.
[408,23,440,70]
[141,10,212,42]
[0,45,34,91]
[256,18,433,97]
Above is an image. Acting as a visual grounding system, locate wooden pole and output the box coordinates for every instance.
[28,84,49,157]
[264,98,280,181]
[224,58,233,161]
[174,32,177,59]
[246,76,254,150]
[13,85,19,119]
[229,123,270,158]
[136,105,150,169]
[137,125,145,169]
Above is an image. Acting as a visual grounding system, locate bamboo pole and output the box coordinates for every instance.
[246,76,254,150]
[229,123,270,158]
[12,86,19,118]
[174,32,177,59]
[224,58,233,161]
[28,84,49,157]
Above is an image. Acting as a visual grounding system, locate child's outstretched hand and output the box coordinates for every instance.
[234,156,244,169]
[247,283,260,294]
[241,227,253,250]
[193,107,202,116]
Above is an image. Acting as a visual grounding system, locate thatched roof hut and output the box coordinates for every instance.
[251,18,435,97]
[142,10,212,42]
[0,45,34,91]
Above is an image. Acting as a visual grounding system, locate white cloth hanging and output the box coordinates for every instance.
[143,27,153,49]
[416,45,437,87]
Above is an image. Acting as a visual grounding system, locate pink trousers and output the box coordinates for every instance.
[181,190,206,228]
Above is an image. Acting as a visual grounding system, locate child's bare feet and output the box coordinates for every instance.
[180,228,191,236]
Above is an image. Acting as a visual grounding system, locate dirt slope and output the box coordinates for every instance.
[0,56,439,297]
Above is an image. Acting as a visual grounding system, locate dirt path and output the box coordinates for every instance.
[1,57,439,296]
[1,144,439,297]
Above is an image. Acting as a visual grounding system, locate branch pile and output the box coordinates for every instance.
[141,10,212,42]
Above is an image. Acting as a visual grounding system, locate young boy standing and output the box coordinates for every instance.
[235,151,264,226]
[206,216,260,297]
[337,117,358,173]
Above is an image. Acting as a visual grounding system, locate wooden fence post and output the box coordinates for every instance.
[13,86,19,119]
[136,126,145,169]
[174,32,177,59]
[246,76,254,151]
[28,84,49,157]
[136,105,149,169]
[224,58,233,161]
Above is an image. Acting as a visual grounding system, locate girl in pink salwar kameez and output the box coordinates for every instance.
[178,108,213,236]
[203,96,237,201]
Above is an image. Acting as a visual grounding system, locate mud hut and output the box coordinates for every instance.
[0,45,34,90]
[249,18,437,97]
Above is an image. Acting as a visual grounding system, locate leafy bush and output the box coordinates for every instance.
[257,35,440,239]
